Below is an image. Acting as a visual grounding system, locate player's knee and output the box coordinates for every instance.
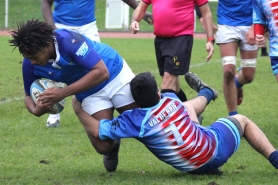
[222,56,237,83]
[92,140,114,154]
[222,56,236,66]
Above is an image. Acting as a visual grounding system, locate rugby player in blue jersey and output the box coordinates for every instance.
[72,71,278,174]
[9,19,137,172]
[41,0,153,128]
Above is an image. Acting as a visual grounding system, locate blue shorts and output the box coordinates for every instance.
[270,57,278,76]
[189,117,242,174]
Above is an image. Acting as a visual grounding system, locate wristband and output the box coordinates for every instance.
[254,24,265,36]
[207,37,215,44]
[130,19,137,24]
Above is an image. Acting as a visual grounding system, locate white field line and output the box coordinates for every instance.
[0,97,23,105]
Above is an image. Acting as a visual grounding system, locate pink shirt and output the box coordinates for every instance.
[143,0,208,37]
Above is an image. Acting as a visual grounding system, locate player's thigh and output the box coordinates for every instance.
[219,42,239,57]
[112,83,137,114]
[157,36,193,76]
[239,49,258,59]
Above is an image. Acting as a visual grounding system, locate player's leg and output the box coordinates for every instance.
[104,60,137,172]
[220,42,238,115]
[236,31,258,106]
[270,57,278,82]
[216,25,242,116]
[184,72,218,123]
[231,114,278,169]
[156,36,192,100]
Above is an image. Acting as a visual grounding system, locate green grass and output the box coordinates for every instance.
[0,1,218,32]
[1,35,278,184]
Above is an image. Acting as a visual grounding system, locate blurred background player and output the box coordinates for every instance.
[215,0,258,116]
[253,0,278,82]
[41,0,153,127]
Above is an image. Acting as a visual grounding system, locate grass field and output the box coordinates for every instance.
[1,34,278,184]
[1,1,278,184]
[0,0,218,32]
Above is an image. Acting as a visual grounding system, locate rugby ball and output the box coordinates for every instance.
[30,79,65,114]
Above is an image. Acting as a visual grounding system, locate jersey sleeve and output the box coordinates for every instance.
[55,30,102,70]
[99,109,144,140]
[253,0,267,25]
[22,58,40,95]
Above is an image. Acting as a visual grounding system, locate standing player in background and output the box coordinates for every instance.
[253,0,278,81]
[130,0,215,124]
[215,0,258,116]
[41,0,153,128]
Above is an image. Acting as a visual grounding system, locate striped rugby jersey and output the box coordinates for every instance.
[253,0,278,57]
[99,92,217,172]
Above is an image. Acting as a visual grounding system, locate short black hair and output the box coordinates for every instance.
[130,72,159,108]
[9,19,55,57]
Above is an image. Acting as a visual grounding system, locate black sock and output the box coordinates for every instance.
[161,89,187,102]
[160,89,176,94]
[268,151,278,169]
[261,47,267,54]
[176,88,187,101]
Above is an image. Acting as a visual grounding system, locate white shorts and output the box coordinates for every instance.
[216,25,258,51]
[55,21,100,42]
[81,60,135,115]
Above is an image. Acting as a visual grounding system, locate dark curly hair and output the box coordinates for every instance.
[130,72,159,108]
[9,19,55,57]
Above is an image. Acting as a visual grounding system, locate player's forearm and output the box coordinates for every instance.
[122,0,139,9]
[203,14,215,39]
[41,0,55,28]
[63,61,109,97]
[131,1,148,22]
[25,95,49,116]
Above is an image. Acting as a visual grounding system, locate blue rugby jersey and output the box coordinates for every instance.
[99,93,218,172]
[253,0,278,57]
[53,0,96,26]
[217,0,253,26]
[22,29,123,101]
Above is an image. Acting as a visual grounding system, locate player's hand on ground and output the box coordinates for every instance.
[205,42,214,62]
[143,12,153,25]
[255,34,265,48]
[130,21,140,34]
[38,87,65,106]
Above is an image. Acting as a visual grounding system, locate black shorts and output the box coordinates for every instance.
[154,35,193,76]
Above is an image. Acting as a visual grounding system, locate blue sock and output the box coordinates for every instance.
[198,88,214,104]
[229,111,238,116]
[235,75,243,89]
[268,151,278,169]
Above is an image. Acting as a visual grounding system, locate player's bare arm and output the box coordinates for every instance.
[41,0,57,29]
[25,94,51,116]
[39,60,109,105]
[122,0,153,24]
[130,1,149,34]
[199,3,215,62]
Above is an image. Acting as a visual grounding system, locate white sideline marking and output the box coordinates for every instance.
[0,97,23,105]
